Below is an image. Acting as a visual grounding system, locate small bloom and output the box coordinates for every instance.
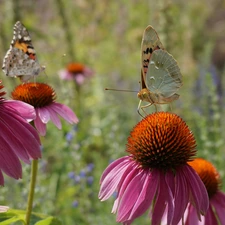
[72,200,79,208]
[59,62,94,85]
[87,176,94,186]
[11,83,79,136]
[68,172,75,179]
[99,112,209,225]
[178,158,225,225]
[86,163,94,172]
[0,82,41,184]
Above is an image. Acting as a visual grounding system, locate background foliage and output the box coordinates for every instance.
[0,0,225,224]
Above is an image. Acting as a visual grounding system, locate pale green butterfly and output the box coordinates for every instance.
[137,25,182,112]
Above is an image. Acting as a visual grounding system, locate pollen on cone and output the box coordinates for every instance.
[11,83,56,108]
[126,112,196,170]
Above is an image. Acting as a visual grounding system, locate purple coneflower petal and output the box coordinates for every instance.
[37,107,50,124]
[112,161,139,214]
[100,157,130,183]
[48,107,62,129]
[0,143,22,179]
[0,110,41,162]
[59,70,73,80]
[172,167,189,224]
[4,100,36,121]
[184,205,200,225]
[210,192,225,224]
[183,165,209,218]
[34,114,47,136]
[99,158,132,201]
[51,103,79,124]
[126,169,159,223]
[75,74,85,85]
[151,170,174,225]
[117,170,148,221]
[205,205,217,225]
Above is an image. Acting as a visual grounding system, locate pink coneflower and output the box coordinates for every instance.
[0,82,41,184]
[11,83,79,136]
[99,112,209,225]
[59,62,94,85]
[178,158,225,225]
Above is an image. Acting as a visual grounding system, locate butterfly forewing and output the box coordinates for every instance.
[141,26,164,78]
[2,21,45,81]
[146,49,182,98]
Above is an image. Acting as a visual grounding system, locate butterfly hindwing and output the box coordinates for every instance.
[138,25,182,108]
[147,49,182,98]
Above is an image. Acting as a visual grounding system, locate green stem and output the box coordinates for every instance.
[25,159,38,225]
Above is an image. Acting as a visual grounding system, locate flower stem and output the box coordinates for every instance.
[25,159,38,225]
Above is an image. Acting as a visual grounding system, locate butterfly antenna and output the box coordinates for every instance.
[105,88,138,93]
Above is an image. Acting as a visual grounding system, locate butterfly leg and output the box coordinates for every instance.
[137,100,145,117]
[140,103,153,116]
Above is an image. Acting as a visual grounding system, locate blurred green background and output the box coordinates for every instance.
[0,0,225,224]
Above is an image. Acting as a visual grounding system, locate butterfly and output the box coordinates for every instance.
[2,21,45,82]
[137,25,182,112]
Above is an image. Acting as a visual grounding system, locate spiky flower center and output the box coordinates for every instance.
[67,63,85,74]
[188,158,220,198]
[126,112,196,170]
[11,83,56,108]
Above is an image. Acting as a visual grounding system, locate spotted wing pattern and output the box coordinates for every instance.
[138,25,182,107]
[2,21,45,81]
[141,26,164,81]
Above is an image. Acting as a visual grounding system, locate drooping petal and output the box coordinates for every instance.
[0,143,22,179]
[47,107,62,129]
[4,100,36,121]
[38,107,50,123]
[75,74,85,85]
[127,169,159,223]
[99,158,132,201]
[34,114,47,136]
[172,167,190,224]
[164,171,175,225]
[117,170,148,221]
[185,205,202,225]
[112,161,139,213]
[59,70,73,80]
[204,205,218,225]
[183,165,209,217]
[0,110,41,162]
[51,103,78,124]
[210,192,225,224]
[151,170,174,225]
[100,156,130,183]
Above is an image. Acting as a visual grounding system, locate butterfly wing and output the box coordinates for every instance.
[2,21,44,80]
[141,25,164,88]
[2,47,43,77]
[11,21,37,60]
[146,49,182,99]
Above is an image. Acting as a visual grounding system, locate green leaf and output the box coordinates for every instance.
[0,210,61,225]
[0,209,25,224]
[35,217,62,225]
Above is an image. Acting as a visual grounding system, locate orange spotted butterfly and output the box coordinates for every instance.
[137,25,182,111]
[2,21,45,82]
